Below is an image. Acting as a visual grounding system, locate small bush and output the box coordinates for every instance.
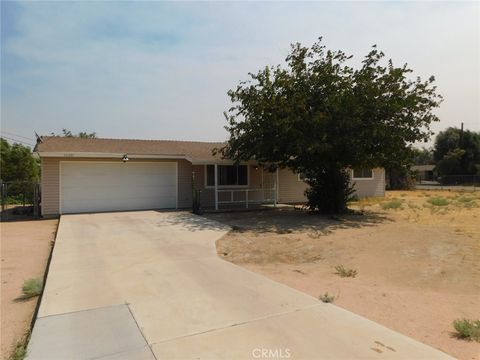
[457,196,474,203]
[453,319,480,342]
[8,333,29,360]
[427,197,449,206]
[21,278,43,299]
[381,200,403,210]
[319,292,335,303]
[334,265,357,278]
[456,196,478,208]
[463,201,478,209]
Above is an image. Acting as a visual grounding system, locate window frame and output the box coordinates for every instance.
[204,164,250,188]
[351,168,374,180]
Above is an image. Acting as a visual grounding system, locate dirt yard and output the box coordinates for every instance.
[207,190,480,360]
[0,219,58,359]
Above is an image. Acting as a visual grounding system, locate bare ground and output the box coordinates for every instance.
[0,219,58,359]
[207,190,480,360]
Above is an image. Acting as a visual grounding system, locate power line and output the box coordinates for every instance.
[0,135,35,147]
[0,131,35,141]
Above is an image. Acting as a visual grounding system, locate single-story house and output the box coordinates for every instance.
[34,136,385,216]
[411,164,436,182]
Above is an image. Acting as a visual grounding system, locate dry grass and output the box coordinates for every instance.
[1,219,58,359]
[334,265,358,278]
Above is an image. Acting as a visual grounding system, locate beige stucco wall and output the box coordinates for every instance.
[41,157,385,215]
[277,168,309,204]
[41,158,61,216]
[350,168,385,198]
[277,167,386,204]
[41,157,192,216]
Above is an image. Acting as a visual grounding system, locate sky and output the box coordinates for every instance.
[1,1,479,148]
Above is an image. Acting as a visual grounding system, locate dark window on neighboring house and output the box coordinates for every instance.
[352,168,373,179]
[206,165,248,186]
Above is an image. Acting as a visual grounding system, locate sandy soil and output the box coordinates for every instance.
[208,190,480,360]
[0,219,58,359]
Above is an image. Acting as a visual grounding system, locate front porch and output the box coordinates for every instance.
[191,163,278,210]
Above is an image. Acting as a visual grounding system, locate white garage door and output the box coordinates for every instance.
[60,162,177,214]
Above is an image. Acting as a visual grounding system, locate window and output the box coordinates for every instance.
[206,165,248,187]
[352,168,373,179]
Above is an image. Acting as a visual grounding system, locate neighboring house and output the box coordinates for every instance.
[411,164,436,182]
[34,137,385,216]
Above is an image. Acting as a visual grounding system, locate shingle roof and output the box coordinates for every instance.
[411,164,436,172]
[35,136,226,162]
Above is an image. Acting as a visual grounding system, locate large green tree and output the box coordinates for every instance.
[218,39,442,213]
[433,127,480,176]
[412,147,434,165]
[0,138,39,183]
[50,129,97,138]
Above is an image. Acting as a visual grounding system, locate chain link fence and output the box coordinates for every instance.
[436,175,479,186]
[416,175,479,191]
[1,181,41,221]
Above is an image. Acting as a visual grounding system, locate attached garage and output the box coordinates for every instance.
[60,162,177,214]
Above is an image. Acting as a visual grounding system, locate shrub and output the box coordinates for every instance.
[427,197,449,206]
[305,167,356,214]
[381,200,403,210]
[334,265,357,278]
[457,196,475,203]
[21,278,43,299]
[8,332,29,360]
[319,292,335,303]
[463,201,478,209]
[453,319,480,342]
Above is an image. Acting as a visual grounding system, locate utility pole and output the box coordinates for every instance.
[460,122,464,147]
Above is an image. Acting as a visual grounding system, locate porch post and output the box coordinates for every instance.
[214,164,218,210]
[274,168,278,207]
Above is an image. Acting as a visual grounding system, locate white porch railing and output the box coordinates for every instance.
[212,164,278,210]
[216,188,277,209]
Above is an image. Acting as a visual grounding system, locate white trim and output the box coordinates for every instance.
[40,158,46,216]
[351,168,374,180]
[204,164,250,189]
[297,173,310,182]
[39,151,260,166]
[39,152,191,161]
[59,161,63,215]
[175,161,178,210]
[58,160,178,214]
[276,168,279,204]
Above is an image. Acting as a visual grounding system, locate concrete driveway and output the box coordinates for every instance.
[27,211,452,359]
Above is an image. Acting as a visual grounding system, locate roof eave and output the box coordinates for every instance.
[37,151,193,161]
